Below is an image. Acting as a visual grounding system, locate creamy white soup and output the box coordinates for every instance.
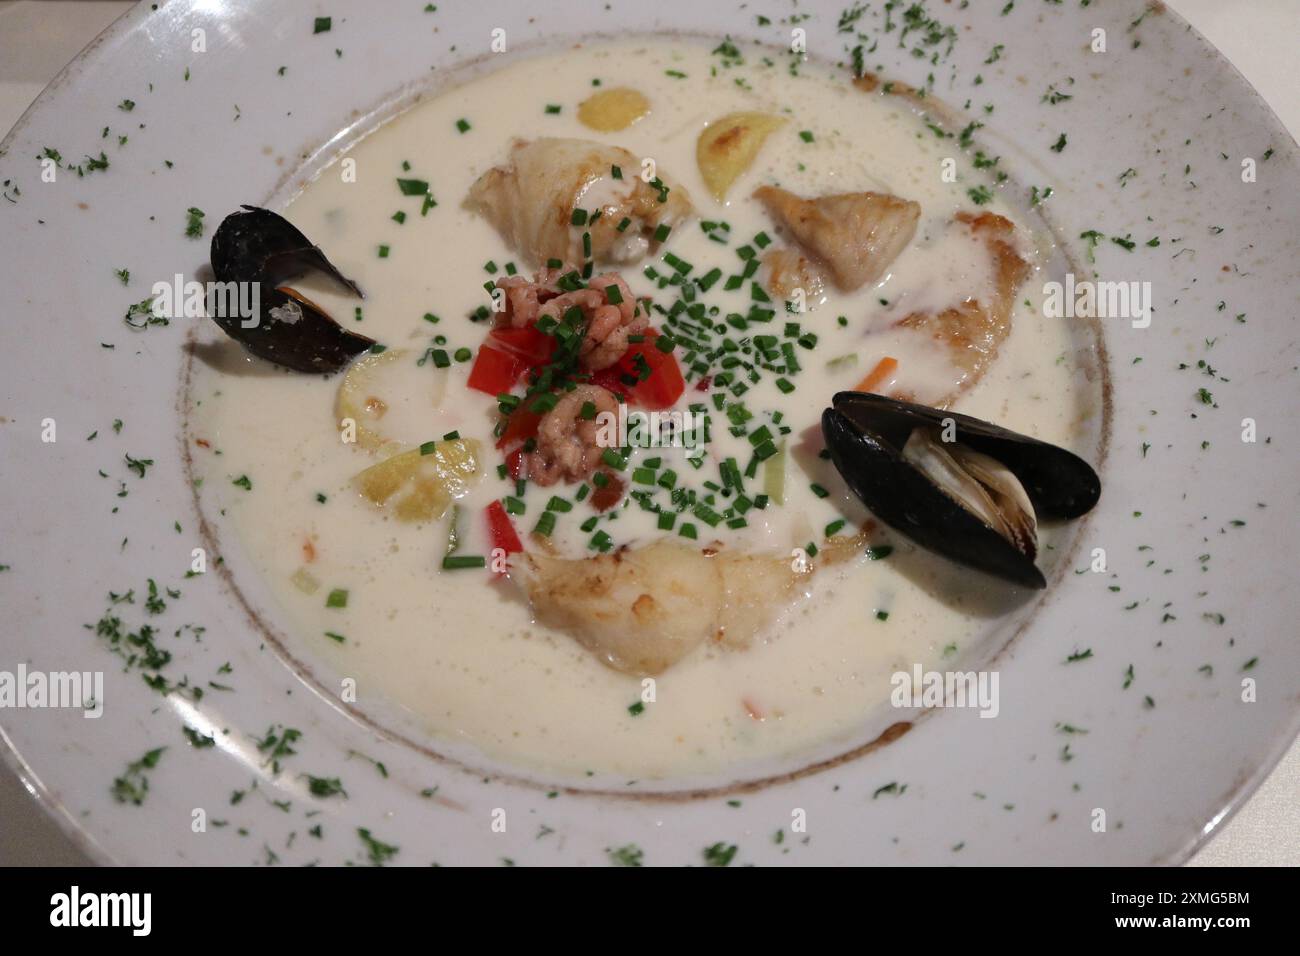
[188,39,1095,781]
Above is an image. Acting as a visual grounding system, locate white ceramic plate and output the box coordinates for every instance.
[1,0,1297,865]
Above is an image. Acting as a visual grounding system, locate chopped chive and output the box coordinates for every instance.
[442,555,486,570]
[396,178,429,196]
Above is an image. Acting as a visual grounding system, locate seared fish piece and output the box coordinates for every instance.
[515,534,870,676]
[516,541,804,675]
[465,138,693,268]
[894,211,1029,406]
[754,185,920,292]
[759,246,826,307]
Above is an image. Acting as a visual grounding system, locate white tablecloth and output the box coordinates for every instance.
[0,0,1295,866]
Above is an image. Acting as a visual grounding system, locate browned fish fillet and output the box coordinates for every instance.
[754,185,920,292]
[894,211,1030,407]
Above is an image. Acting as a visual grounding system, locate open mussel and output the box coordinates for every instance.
[208,205,374,373]
[822,392,1100,589]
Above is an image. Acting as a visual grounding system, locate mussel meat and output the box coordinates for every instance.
[208,205,374,373]
[821,392,1100,589]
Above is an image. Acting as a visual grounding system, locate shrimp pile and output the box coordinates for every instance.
[488,267,652,502]
[526,384,619,487]
[493,268,645,370]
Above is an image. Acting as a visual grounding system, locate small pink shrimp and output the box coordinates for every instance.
[527,385,619,486]
[578,273,646,370]
[492,265,572,329]
[537,287,607,324]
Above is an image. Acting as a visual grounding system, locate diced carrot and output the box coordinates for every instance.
[854,355,898,394]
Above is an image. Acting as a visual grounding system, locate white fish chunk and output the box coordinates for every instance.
[516,533,870,676]
[465,138,692,268]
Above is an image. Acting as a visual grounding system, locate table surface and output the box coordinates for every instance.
[0,0,1296,867]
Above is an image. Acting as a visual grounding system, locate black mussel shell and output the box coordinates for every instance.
[207,205,373,374]
[211,205,361,294]
[830,392,1100,519]
[822,393,1102,590]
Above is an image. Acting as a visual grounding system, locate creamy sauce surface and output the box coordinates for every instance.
[190,41,1093,780]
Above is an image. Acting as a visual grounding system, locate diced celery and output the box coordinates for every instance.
[763,441,786,505]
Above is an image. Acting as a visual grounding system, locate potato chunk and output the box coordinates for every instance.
[577,88,650,132]
[352,440,481,523]
[696,112,786,201]
[335,349,410,451]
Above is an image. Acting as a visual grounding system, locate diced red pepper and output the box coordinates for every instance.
[496,406,542,450]
[589,327,685,410]
[590,472,625,512]
[622,328,686,409]
[468,327,558,396]
[467,344,526,396]
[489,326,556,367]
[485,500,524,557]
[504,447,527,480]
